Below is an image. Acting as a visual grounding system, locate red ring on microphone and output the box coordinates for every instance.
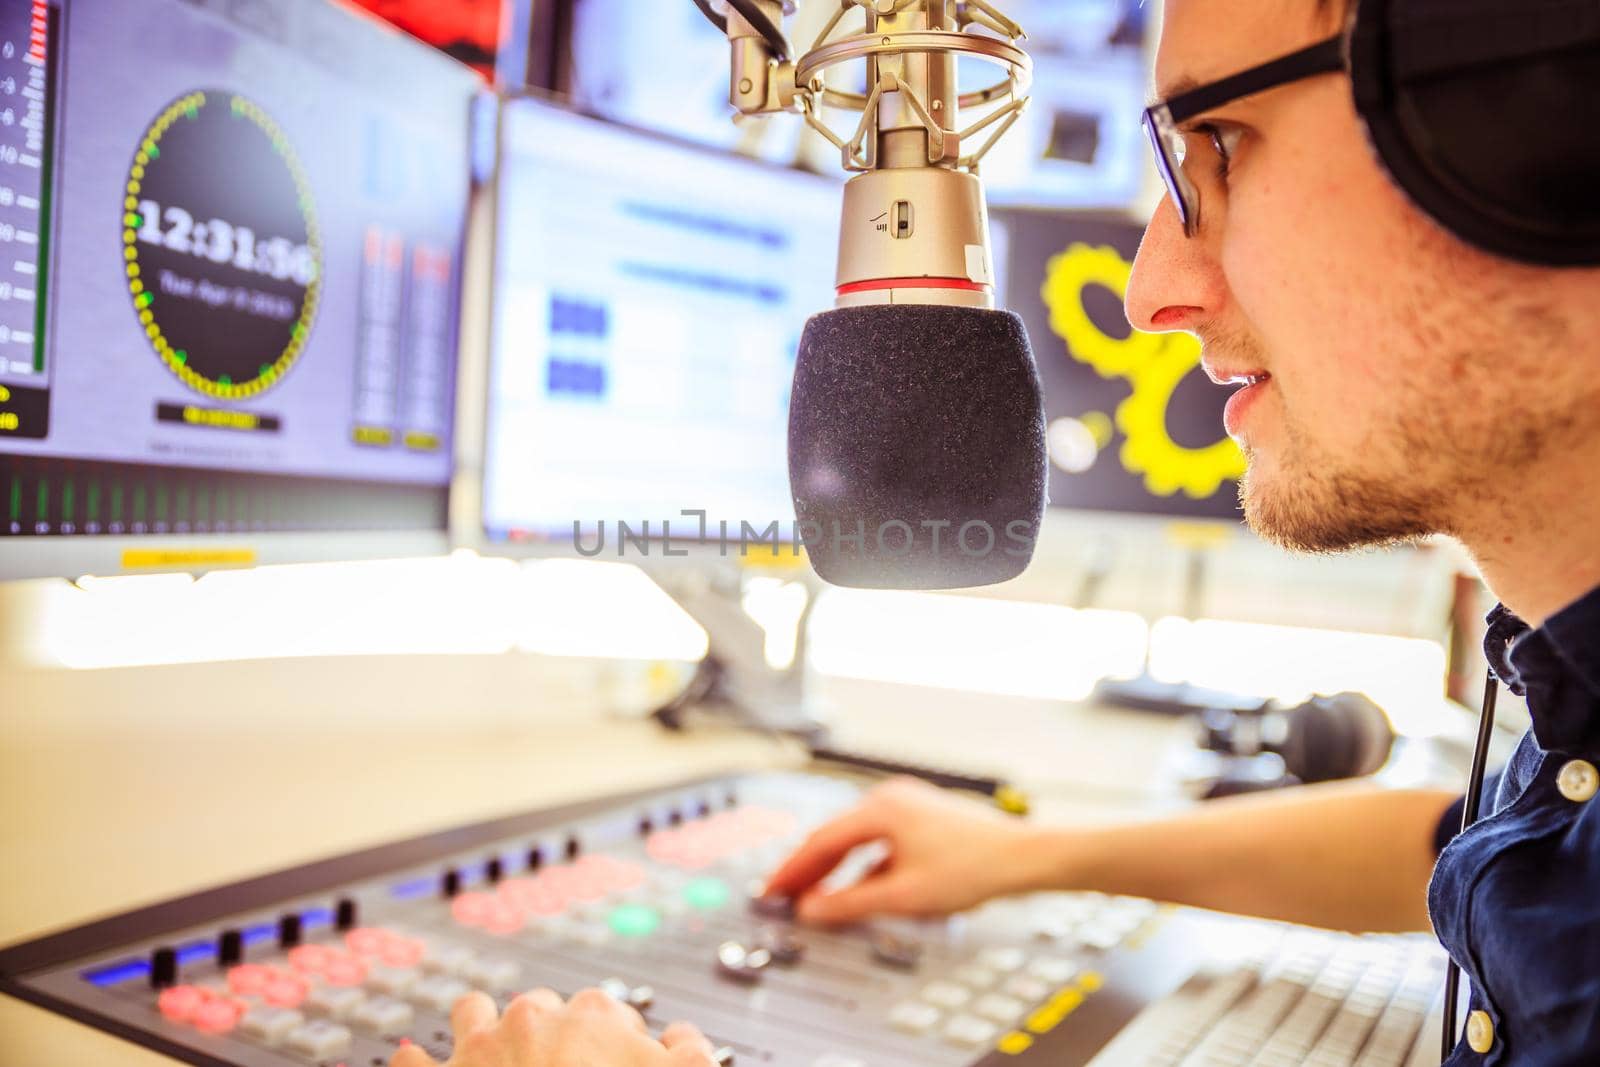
[836,277,990,296]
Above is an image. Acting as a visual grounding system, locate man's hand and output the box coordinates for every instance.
[763,776,1044,924]
[390,988,718,1067]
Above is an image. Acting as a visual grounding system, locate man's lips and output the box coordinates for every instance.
[1202,360,1272,388]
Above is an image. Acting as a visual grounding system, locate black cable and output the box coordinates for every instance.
[691,0,792,62]
[725,0,792,61]
[1440,667,1499,1061]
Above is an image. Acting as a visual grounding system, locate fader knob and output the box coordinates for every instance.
[750,894,795,921]
[715,941,771,984]
[485,857,504,884]
[150,946,177,989]
[335,897,358,932]
[278,913,302,949]
[759,930,805,966]
[218,928,243,967]
[870,932,922,970]
[442,868,462,898]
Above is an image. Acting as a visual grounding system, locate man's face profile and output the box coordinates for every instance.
[1125,0,1597,558]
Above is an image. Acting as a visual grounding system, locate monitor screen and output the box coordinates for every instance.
[561,0,1148,208]
[0,0,478,560]
[995,209,1246,522]
[973,0,1150,209]
[480,97,839,549]
[563,0,806,166]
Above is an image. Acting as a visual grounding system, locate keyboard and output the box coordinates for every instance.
[1088,926,1446,1067]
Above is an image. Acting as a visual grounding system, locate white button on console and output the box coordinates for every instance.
[888,1001,942,1034]
[411,976,472,1013]
[1027,957,1078,984]
[920,981,971,1009]
[304,985,365,1020]
[365,964,418,996]
[1076,922,1124,950]
[952,965,998,989]
[421,945,476,977]
[285,1020,353,1059]
[942,1014,999,1049]
[973,993,1027,1025]
[239,1006,304,1044]
[977,948,1026,973]
[1002,976,1050,1002]
[353,996,414,1034]
[465,958,522,992]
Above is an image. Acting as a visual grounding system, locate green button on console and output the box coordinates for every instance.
[682,877,730,911]
[607,904,661,938]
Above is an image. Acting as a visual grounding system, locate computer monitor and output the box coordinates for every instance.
[0,0,479,580]
[994,208,1246,522]
[560,0,807,166]
[965,0,1151,210]
[471,95,840,556]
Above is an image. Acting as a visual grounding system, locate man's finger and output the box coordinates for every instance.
[389,1041,439,1067]
[568,986,648,1032]
[796,871,907,925]
[659,1020,715,1055]
[450,990,500,1039]
[501,987,564,1036]
[763,805,889,899]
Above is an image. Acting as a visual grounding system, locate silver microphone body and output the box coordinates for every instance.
[715,0,1046,588]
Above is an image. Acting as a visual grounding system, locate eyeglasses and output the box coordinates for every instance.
[1143,34,1346,237]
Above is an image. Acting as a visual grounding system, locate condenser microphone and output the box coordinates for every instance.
[707,0,1046,589]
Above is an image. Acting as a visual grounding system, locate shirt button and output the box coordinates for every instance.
[1466,1010,1495,1054]
[1557,759,1599,803]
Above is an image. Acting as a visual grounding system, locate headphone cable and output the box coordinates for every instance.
[1440,666,1499,1061]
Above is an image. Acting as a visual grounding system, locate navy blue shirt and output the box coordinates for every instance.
[1429,587,1600,1065]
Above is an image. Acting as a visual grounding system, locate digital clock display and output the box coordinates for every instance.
[123,91,321,400]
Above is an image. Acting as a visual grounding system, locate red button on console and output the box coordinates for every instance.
[323,956,367,987]
[191,996,243,1035]
[288,944,333,974]
[264,975,308,1008]
[226,963,275,996]
[157,984,203,1024]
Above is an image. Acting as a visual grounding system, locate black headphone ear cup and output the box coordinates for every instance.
[1350,0,1600,266]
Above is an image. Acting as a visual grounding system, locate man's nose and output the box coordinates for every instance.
[1126,193,1221,334]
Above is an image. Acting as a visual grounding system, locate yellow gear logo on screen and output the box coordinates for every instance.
[1041,243,1244,500]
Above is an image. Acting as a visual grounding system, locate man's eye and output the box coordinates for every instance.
[1196,122,1243,178]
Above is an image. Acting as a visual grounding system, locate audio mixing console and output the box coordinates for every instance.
[0,772,1443,1067]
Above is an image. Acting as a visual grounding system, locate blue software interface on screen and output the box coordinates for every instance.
[482,99,840,543]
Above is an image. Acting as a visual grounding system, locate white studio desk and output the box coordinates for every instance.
[0,654,1196,1065]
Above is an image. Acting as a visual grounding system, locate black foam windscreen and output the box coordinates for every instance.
[788,304,1048,589]
[1276,693,1396,784]
[1351,0,1600,265]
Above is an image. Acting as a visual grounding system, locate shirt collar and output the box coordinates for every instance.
[1483,586,1600,755]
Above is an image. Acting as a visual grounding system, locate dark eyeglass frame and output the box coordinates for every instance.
[1143,34,1347,237]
